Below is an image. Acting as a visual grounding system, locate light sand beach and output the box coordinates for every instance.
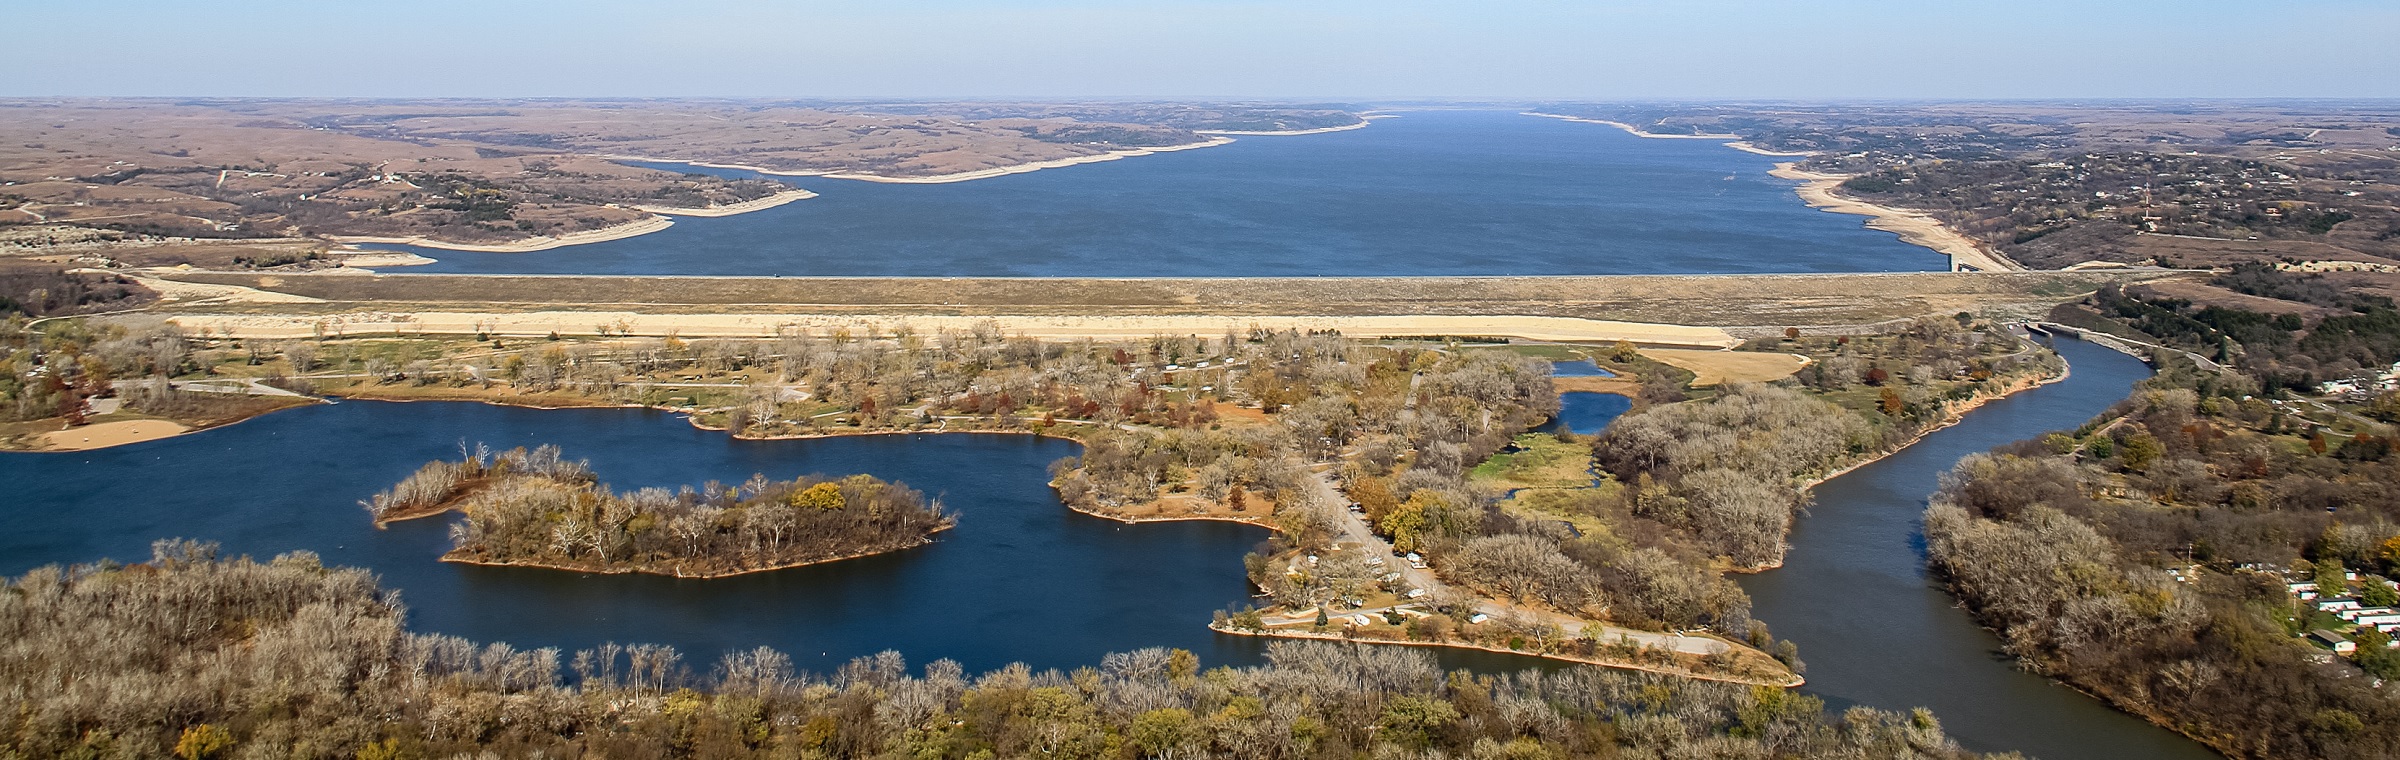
[633,188,816,217]
[111,271,326,304]
[1527,110,2015,272]
[1770,163,2020,272]
[1724,141,1813,157]
[168,311,1744,347]
[34,419,192,451]
[329,251,439,268]
[820,137,1235,184]
[1521,112,1740,139]
[1197,121,1371,136]
[604,137,1236,185]
[329,215,676,253]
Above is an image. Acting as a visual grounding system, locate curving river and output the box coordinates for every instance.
[1745,337,2218,759]
[0,342,2221,757]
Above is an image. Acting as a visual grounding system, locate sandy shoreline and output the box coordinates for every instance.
[1523,111,2010,271]
[1197,120,1372,136]
[29,419,193,451]
[328,215,676,253]
[1724,141,1813,157]
[1521,112,1740,140]
[325,134,1240,256]
[330,251,440,268]
[632,188,817,217]
[1769,163,2020,272]
[604,136,1236,186]
[167,311,1745,347]
[825,137,1236,184]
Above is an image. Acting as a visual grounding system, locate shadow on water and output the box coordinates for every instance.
[1742,338,2220,759]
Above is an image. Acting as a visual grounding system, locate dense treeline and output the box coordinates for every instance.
[371,445,949,577]
[1926,358,2400,759]
[2075,264,2400,392]
[0,266,151,317]
[1598,384,1870,568]
[1219,318,2053,678]
[1057,339,1558,518]
[2,316,296,428]
[1300,318,2051,671]
[0,543,2009,760]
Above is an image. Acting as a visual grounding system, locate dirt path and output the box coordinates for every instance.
[1306,471,1726,655]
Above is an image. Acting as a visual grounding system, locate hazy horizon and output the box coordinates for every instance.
[6,0,2396,100]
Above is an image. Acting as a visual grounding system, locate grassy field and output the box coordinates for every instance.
[1470,433,1597,492]
[1637,348,1811,386]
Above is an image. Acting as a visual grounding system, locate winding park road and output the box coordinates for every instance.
[1304,470,1727,656]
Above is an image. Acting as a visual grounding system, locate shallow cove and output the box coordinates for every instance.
[0,400,1558,675]
[390,111,1948,277]
[0,401,1270,675]
[1743,337,2219,759]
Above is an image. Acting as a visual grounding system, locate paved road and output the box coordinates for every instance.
[117,376,306,398]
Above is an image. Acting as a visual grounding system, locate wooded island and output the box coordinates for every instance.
[367,445,948,577]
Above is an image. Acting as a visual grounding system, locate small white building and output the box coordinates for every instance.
[2321,597,2364,613]
[2314,630,2359,654]
[2288,581,2321,600]
[2356,610,2400,628]
[1467,613,1490,625]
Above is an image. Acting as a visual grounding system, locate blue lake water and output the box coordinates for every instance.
[392,111,1948,277]
[1542,392,1633,435]
[0,402,1268,675]
[1549,359,1618,378]
[0,401,1552,676]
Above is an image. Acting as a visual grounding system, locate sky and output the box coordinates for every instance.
[5,0,2396,99]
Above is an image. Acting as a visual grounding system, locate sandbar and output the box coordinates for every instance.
[633,188,817,217]
[329,215,675,253]
[1197,121,1371,136]
[1724,141,1813,157]
[1521,112,1740,140]
[330,252,439,269]
[605,137,1236,186]
[33,419,192,451]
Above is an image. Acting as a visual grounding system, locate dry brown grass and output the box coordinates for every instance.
[1637,349,1810,386]
[147,270,2165,331]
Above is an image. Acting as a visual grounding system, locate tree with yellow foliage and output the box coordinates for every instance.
[790,482,846,510]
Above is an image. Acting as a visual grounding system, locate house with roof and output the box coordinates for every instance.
[2313,629,2359,654]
